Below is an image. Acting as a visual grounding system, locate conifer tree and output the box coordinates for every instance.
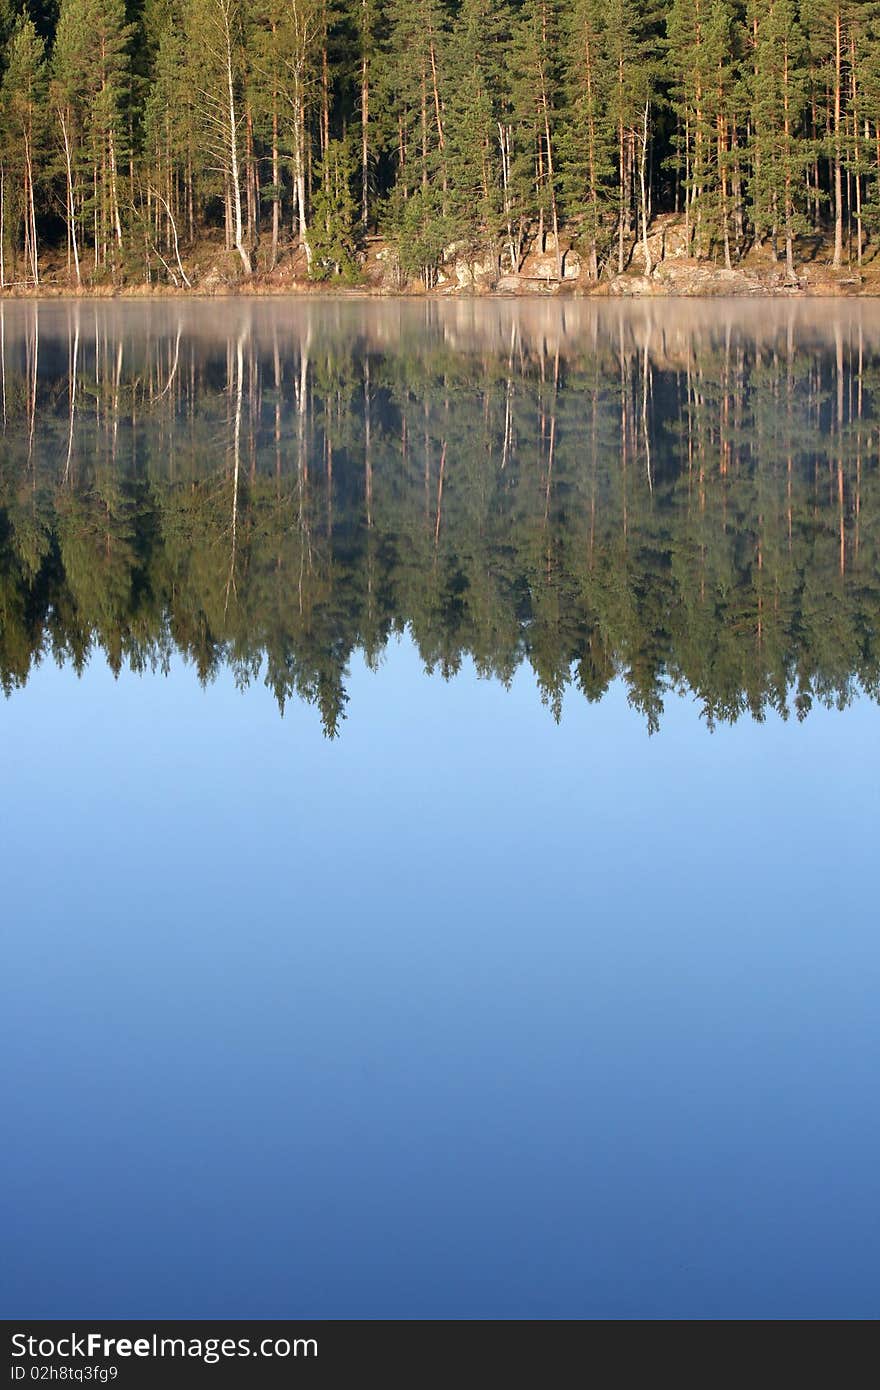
[187,0,252,272]
[248,0,288,267]
[309,134,359,277]
[1,0,880,285]
[511,0,563,276]
[602,0,658,274]
[749,0,809,281]
[444,0,512,264]
[559,0,616,279]
[357,0,380,227]
[50,0,84,282]
[0,11,47,285]
[142,8,198,260]
[382,0,450,284]
[278,0,322,271]
[802,1,852,266]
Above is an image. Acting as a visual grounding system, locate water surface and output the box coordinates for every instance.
[1,300,878,1319]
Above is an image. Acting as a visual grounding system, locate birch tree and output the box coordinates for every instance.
[188,0,252,273]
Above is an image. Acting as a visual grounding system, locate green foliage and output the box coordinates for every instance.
[309,136,361,279]
[0,12,48,282]
[3,0,880,278]
[385,182,448,286]
[745,0,811,274]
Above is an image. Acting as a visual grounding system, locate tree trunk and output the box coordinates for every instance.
[60,110,82,286]
[271,101,280,268]
[832,11,843,268]
[223,8,251,275]
[361,7,369,227]
[639,101,652,276]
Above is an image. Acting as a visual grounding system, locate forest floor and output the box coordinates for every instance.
[3,216,880,298]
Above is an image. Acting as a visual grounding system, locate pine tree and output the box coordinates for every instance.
[749,0,810,282]
[511,0,563,276]
[0,11,47,285]
[383,0,448,200]
[559,0,616,279]
[142,12,198,278]
[852,1,880,255]
[50,0,84,282]
[802,1,852,266]
[277,0,322,271]
[186,0,252,272]
[309,134,359,278]
[50,0,132,278]
[382,0,450,285]
[666,0,738,265]
[1,0,880,284]
[356,0,380,227]
[248,0,288,268]
[602,0,659,274]
[444,0,512,265]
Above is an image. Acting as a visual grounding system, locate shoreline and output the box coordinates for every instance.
[2,282,879,301]
[4,225,879,303]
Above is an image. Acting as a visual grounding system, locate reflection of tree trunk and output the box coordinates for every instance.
[619,323,628,540]
[0,303,6,431]
[24,308,38,473]
[64,309,79,484]
[855,325,862,562]
[158,322,182,399]
[295,330,312,613]
[272,328,282,488]
[434,441,446,547]
[544,349,559,523]
[501,374,513,470]
[642,334,652,493]
[225,333,244,613]
[364,356,372,528]
[111,339,123,464]
[361,5,370,226]
[836,322,845,575]
[832,12,843,269]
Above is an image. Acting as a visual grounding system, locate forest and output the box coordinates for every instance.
[0,300,877,733]
[1,1,880,289]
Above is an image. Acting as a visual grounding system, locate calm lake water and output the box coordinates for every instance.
[1,299,878,1319]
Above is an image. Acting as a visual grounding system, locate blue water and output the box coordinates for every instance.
[2,639,878,1319]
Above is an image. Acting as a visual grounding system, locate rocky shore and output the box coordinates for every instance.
[2,216,877,299]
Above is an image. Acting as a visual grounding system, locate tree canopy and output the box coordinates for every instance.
[1,0,880,286]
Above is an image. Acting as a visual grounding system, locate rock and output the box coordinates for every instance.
[609,274,659,296]
[520,247,561,281]
[455,255,496,288]
[630,215,692,271]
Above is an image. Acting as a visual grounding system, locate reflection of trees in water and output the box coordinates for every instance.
[0,302,878,736]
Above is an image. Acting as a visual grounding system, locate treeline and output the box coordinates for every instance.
[2,1,880,287]
[1,301,878,731]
